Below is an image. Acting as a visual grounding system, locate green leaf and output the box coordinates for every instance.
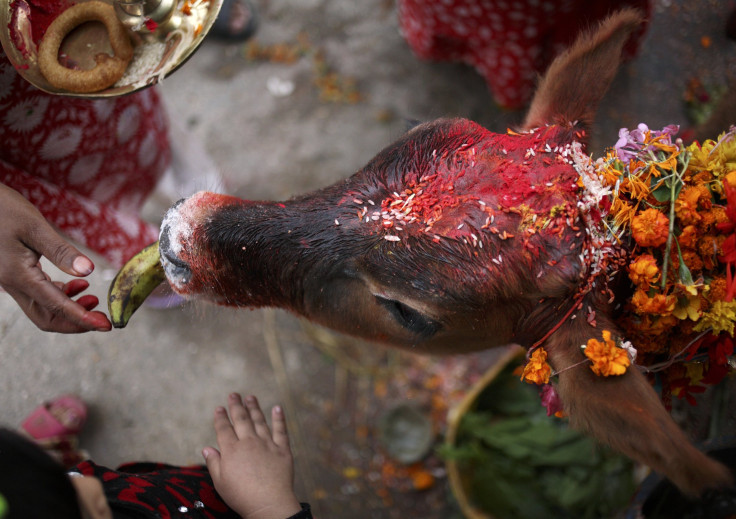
[447,358,636,518]
[676,243,695,286]
[650,174,683,202]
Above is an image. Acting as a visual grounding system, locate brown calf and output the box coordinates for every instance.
[159,9,733,496]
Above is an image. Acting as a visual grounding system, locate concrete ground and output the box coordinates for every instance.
[2,0,736,517]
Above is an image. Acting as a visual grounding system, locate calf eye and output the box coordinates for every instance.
[375,296,440,338]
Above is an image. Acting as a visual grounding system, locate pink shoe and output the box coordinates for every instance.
[20,395,89,468]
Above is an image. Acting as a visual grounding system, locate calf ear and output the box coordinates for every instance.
[544,317,733,497]
[522,8,645,132]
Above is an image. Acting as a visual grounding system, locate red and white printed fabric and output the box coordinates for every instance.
[0,51,171,267]
[398,0,651,109]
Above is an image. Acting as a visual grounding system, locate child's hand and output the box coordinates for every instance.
[0,184,111,333]
[203,393,302,519]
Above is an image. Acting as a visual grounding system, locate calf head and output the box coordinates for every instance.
[160,9,734,496]
[160,119,585,354]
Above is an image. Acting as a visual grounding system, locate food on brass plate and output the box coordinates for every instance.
[38,1,133,93]
[108,241,166,328]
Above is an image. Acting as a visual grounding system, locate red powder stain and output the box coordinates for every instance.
[144,18,159,32]
[380,170,479,235]
[375,124,580,243]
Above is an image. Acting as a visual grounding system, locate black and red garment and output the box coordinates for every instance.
[73,460,312,519]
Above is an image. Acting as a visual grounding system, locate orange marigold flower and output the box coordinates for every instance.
[698,235,725,269]
[628,254,660,288]
[621,174,651,201]
[610,198,637,229]
[680,249,704,274]
[584,330,631,376]
[676,186,710,226]
[632,208,670,248]
[675,198,702,227]
[698,210,717,234]
[678,225,699,249]
[641,314,678,337]
[631,288,676,316]
[713,206,728,227]
[689,170,714,187]
[709,276,728,303]
[520,347,552,385]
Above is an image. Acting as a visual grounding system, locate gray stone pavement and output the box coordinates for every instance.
[2,1,736,517]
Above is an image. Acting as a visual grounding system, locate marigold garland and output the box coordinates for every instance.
[578,124,736,404]
[521,124,736,407]
[520,348,552,385]
[583,330,631,377]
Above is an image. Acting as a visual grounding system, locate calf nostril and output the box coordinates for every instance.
[159,225,190,271]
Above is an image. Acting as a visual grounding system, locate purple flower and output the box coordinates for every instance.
[539,383,563,417]
[614,123,680,162]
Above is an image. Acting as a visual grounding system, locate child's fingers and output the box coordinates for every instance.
[228,392,256,438]
[271,405,290,448]
[243,395,271,439]
[202,447,221,478]
[213,406,238,446]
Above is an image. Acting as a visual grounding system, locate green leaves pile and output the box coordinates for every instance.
[439,361,635,519]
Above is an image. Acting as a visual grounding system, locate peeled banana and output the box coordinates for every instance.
[108,241,166,328]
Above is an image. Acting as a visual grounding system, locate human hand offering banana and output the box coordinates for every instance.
[0,184,111,333]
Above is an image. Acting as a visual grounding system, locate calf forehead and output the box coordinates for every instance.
[338,119,587,302]
[346,119,582,238]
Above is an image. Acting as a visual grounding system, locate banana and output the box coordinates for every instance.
[108,241,166,328]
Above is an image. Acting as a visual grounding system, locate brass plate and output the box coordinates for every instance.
[0,0,222,98]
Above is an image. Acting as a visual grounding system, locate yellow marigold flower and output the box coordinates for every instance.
[632,208,670,248]
[628,254,660,288]
[520,347,552,385]
[693,300,736,336]
[686,132,736,181]
[713,134,736,176]
[584,330,631,376]
[672,291,702,321]
[631,288,676,316]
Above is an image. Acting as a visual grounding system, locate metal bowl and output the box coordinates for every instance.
[0,0,222,98]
